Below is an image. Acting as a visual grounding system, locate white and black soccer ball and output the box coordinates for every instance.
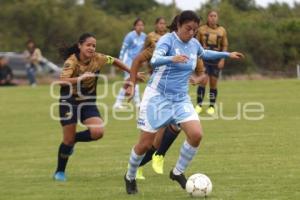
[185,173,212,198]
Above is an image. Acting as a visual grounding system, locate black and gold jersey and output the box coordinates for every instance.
[60,53,114,101]
[196,24,228,52]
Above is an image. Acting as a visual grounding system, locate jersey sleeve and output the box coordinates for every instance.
[150,34,174,67]
[60,60,76,79]
[95,53,115,70]
[119,32,133,60]
[196,40,230,60]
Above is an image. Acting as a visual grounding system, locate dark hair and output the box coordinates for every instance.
[167,15,180,32]
[133,18,144,26]
[177,10,200,26]
[59,33,95,60]
[155,17,165,24]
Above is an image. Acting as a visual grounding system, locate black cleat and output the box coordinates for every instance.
[169,170,187,189]
[124,174,138,194]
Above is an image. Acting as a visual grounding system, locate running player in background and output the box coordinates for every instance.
[53,33,133,181]
[113,18,146,109]
[195,10,228,115]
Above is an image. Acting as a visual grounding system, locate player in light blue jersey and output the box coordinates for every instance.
[124,11,243,194]
[114,18,146,109]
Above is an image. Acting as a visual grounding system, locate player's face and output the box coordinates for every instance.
[207,11,218,26]
[135,21,145,33]
[156,19,167,33]
[177,21,199,42]
[79,37,96,59]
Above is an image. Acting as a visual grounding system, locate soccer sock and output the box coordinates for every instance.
[133,84,140,106]
[75,129,94,142]
[139,146,156,167]
[155,126,180,156]
[126,148,145,180]
[197,86,206,106]
[115,88,126,105]
[209,88,218,107]
[55,143,73,173]
[173,140,198,175]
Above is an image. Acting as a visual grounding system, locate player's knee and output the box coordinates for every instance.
[190,131,203,145]
[90,128,104,140]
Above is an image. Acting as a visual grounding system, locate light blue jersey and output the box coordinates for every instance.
[149,32,230,101]
[119,30,146,67]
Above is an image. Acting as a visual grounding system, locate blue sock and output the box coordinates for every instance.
[75,130,93,142]
[174,140,198,174]
[126,148,145,180]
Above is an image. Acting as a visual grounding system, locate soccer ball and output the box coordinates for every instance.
[185,173,212,197]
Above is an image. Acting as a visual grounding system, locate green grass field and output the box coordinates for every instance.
[0,79,299,200]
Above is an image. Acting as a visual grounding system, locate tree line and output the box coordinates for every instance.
[0,0,299,75]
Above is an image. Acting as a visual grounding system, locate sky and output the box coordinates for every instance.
[155,0,300,10]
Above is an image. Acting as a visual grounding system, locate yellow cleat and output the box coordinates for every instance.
[136,167,145,180]
[195,105,203,114]
[152,153,164,174]
[206,106,215,115]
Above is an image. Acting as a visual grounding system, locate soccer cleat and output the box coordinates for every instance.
[195,105,203,114]
[169,170,187,189]
[152,153,164,174]
[136,167,145,180]
[53,171,66,181]
[124,174,138,194]
[206,106,215,115]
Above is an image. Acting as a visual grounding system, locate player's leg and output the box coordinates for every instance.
[125,131,156,194]
[54,124,76,181]
[195,67,209,114]
[54,102,78,181]
[170,120,203,189]
[207,73,218,115]
[136,127,165,180]
[152,124,181,174]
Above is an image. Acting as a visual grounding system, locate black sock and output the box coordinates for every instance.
[197,86,206,106]
[55,143,73,173]
[139,146,157,167]
[75,130,93,142]
[155,126,180,156]
[209,88,218,107]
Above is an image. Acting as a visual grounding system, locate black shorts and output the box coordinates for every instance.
[204,60,221,78]
[59,100,101,126]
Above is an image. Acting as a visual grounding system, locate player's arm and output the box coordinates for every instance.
[150,36,188,67]
[59,62,94,85]
[190,59,207,85]
[198,43,243,61]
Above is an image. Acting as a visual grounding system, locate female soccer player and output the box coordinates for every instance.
[126,16,207,180]
[195,10,229,115]
[53,33,133,181]
[124,11,243,194]
[113,18,147,109]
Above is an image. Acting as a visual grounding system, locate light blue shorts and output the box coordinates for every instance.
[137,87,199,133]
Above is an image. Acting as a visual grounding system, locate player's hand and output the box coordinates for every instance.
[189,74,208,85]
[125,82,135,102]
[172,55,189,63]
[79,72,95,80]
[229,52,244,59]
[137,72,147,82]
[217,59,225,69]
